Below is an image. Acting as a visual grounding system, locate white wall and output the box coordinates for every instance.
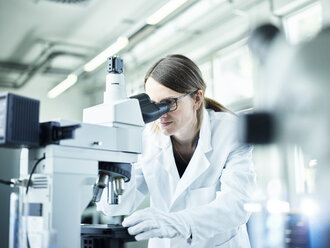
[322,0,330,25]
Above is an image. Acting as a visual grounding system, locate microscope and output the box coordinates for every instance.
[1,56,170,248]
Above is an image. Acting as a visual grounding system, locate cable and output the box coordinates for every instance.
[25,153,46,248]
[0,179,14,186]
[26,154,46,195]
[0,155,46,247]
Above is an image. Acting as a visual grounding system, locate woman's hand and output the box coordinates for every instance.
[122,207,190,241]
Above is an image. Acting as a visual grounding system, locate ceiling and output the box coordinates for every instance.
[0,0,271,99]
[0,0,171,87]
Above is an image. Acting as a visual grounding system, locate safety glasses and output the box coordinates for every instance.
[157,90,197,112]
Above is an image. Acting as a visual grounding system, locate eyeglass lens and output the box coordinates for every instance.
[160,99,177,111]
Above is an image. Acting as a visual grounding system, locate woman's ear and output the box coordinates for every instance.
[194,90,204,110]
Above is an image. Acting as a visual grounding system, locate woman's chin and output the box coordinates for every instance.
[159,127,173,136]
[160,129,171,136]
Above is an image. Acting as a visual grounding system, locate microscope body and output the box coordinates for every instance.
[3,56,169,248]
[18,119,143,248]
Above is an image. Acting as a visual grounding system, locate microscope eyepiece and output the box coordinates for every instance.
[130,93,171,123]
[108,56,123,74]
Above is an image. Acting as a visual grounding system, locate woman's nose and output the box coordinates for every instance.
[160,112,168,118]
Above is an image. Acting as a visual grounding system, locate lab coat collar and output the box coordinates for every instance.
[170,145,211,207]
[170,109,213,207]
[148,109,213,192]
[199,108,212,153]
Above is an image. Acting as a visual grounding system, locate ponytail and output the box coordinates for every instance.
[204,97,234,114]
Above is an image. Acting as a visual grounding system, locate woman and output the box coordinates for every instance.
[97,54,255,248]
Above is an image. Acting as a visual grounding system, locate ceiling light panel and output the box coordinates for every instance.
[83,36,129,72]
[48,74,78,98]
[127,0,231,65]
[146,0,189,25]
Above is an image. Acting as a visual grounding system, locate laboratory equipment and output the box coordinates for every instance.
[242,24,330,247]
[1,56,170,248]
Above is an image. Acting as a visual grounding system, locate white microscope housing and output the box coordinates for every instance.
[2,56,169,248]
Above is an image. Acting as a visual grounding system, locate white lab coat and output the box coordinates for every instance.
[97,109,255,248]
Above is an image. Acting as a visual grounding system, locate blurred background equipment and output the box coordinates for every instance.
[242,23,330,248]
